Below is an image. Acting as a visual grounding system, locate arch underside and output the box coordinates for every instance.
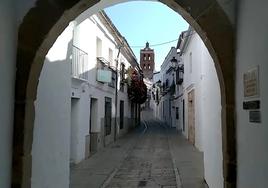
[13,0,236,187]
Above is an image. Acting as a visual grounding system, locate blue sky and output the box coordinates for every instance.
[104,1,188,71]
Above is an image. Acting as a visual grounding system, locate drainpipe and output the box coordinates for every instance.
[114,45,122,141]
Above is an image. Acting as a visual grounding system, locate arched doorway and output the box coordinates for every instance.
[13,0,236,187]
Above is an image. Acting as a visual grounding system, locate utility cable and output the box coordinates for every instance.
[129,31,196,48]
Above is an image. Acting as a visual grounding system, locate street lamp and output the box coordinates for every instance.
[170,56,178,69]
[170,56,177,92]
[156,79,161,86]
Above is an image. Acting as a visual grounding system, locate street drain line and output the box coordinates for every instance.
[165,124,183,188]
[142,120,148,134]
[101,168,118,188]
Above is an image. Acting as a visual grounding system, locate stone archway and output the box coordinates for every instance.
[13,0,236,187]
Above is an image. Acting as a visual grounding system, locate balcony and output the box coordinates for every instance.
[96,57,116,88]
[71,45,88,80]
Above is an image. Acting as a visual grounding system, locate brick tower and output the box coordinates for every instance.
[140,42,155,80]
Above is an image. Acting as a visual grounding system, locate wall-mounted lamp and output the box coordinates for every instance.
[171,56,178,69]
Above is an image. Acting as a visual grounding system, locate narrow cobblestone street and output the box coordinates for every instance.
[70,112,206,188]
[105,122,177,188]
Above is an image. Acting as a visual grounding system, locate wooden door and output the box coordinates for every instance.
[89,98,97,153]
[120,100,124,129]
[105,97,112,136]
[188,90,195,145]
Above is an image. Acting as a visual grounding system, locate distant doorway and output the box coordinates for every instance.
[188,89,195,145]
[70,98,79,163]
[89,98,98,155]
[105,97,112,136]
[120,101,124,129]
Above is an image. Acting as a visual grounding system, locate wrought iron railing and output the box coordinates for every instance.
[72,45,88,80]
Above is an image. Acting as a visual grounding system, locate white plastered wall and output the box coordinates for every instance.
[31,24,73,188]
[182,32,223,188]
[236,1,268,187]
[70,83,91,164]
[200,37,223,188]
[182,33,204,150]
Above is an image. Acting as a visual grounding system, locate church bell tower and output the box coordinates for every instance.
[140,42,155,80]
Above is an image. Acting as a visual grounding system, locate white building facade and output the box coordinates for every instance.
[70,12,141,163]
[31,11,141,187]
[152,47,181,129]
[179,28,224,188]
[152,27,224,188]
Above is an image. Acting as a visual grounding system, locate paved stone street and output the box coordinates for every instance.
[71,113,206,188]
[105,122,177,188]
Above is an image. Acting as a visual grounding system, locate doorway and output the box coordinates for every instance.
[70,98,79,164]
[89,98,98,155]
[188,89,195,145]
[104,97,112,136]
[120,100,124,130]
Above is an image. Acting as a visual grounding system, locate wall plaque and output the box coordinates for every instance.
[243,100,260,110]
[244,66,259,98]
[249,111,261,123]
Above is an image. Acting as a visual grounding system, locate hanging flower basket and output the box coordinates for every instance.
[126,68,147,104]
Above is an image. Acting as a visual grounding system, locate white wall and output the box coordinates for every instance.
[160,47,178,126]
[70,13,135,157]
[74,16,117,134]
[182,32,204,150]
[182,32,223,188]
[236,1,268,187]
[0,1,16,187]
[74,14,133,131]
[70,82,91,164]
[200,41,223,188]
[31,25,73,188]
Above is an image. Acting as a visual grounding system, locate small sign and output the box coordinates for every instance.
[243,100,260,110]
[244,66,259,98]
[97,69,112,83]
[249,111,261,123]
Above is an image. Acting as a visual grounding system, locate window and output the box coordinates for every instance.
[166,79,169,88]
[143,54,146,61]
[189,52,192,73]
[176,65,184,85]
[108,48,113,66]
[183,99,185,131]
[148,64,151,69]
[104,97,112,135]
[120,82,124,92]
[108,69,116,88]
[148,54,151,60]
[96,37,102,57]
[176,107,179,119]
[156,89,159,102]
[120,63,125,80]
[120,63,125,92]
